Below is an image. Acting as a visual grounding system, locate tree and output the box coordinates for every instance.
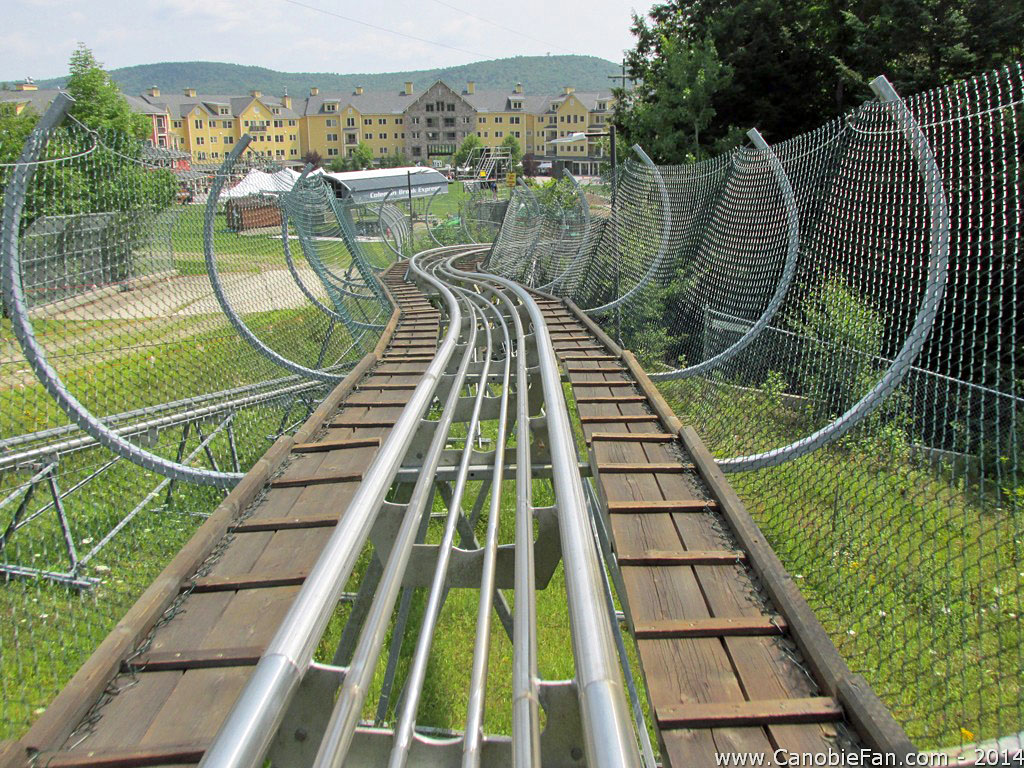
[615,0,1023,159]
[379,152,410,169]
[615,34,734,162]
[301,150,323,169]
[499,134,523,171]
[0,104,40,166]
[327,156,347,172]
[66,44,150,139]
[453,133,482,168]
[522,153,539,176]
[350,141,374,170]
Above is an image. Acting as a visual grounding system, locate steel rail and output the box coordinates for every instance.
[450,265,641,768]
[312,251,480,768]
[197,244,483,768]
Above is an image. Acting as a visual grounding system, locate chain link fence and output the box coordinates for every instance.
[0,100,401,738]
[487,62,1023,752]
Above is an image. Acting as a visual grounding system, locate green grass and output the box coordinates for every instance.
[656,374,1023,749]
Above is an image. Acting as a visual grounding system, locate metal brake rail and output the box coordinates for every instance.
[434,259,540,767]
[197,244,483,768]
[312,251,481,767]
[449,264,642,768]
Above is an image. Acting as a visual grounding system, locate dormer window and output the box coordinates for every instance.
[512,101,522,110]
[219,107,229,115]
[597,101,607,111]
[325,103,337,112]
[272,107,281,115]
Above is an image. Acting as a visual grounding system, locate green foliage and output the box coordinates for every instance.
[0,103,39,165]
[378,152,410,168]
[615,34,736,162]
[453,133,482,168]
[350,141,374,170]
[66,44,150,140]
[302,150,323,169]
[616,0,1022,159]
[788,277,884,421]
[499,134,522,170]
[33,55,620,99]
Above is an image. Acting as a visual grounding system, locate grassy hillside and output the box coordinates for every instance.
[28,55,617,96]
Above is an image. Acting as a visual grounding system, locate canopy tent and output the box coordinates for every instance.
[320,167,449,205]
[220,167,326,199]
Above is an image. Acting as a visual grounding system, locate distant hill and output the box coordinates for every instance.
[26,55,618,97]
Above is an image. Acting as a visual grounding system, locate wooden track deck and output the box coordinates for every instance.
[537,299,858,767]
[3,270,912,768]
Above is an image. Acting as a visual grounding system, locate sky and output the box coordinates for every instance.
[2,0,647,80]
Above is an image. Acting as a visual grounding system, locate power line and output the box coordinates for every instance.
[281,0,488,59]
[426,0,577,55]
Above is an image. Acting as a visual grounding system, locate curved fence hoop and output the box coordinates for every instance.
[515,177,546,285]
[536,169,593,293]
[650,128,800,382]
[0,94,242,488]
[584,146,672,317]
[280,166,348,325]
[204,137,345,384]
[719,76,951,473]
[375,189,408,261]
[424,186,446,248]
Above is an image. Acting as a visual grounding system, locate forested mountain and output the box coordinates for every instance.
[23,55,617,96]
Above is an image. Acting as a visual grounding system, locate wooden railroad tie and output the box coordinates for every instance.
[575,395,647,404]
[330,418,397,428]
[188,571,309,593]
[270,471,362,488]
[358,383,418,391]
[606,499,714,513]
[590,431,673,443]
[124,645,265,672]
[40,744,207,767]
[633,616,786,640]
[566,366,626,374]
[230,514,340,532]
[617,549,746,566]
[292,437,381,453]
[559,354,619,362]
[341,400,411,409]
[598,462,693,475]
[580,414,659,424]
[656,697,843,730]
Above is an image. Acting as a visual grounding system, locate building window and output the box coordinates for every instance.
[225,136,234,144]
[276,148,285,156]
[411,131,420,139]
[447,103,455,111]
[462,116,471,124]
[327,133,338,141]
[290,148,298,155]
[210,136,218,143]
[412,146,421,157]
[494,116,503,123]
[510,116,520,124]
[289,119,296,126]
[325,103,337,111]
[364,118,372,125]
[223,120,233,128]
[273,119,283,128]
[196,136,204,145]
[194,119,203,129]
[395,118,403,125]
[513,131,520,138]
[220,107,229,115]
[495,131,503,138]
[378,118,386,125]
[197,151,206,160]
[326,118,337,126]
[364,133,372,140]
[512,101,522,110]
[411,116,420,124]
[289,133,297,141]
[378,132,386,139]
[478,116,485,124]
[346,117,355,127]
[211,151,219,158]
[172,120,182,128]
[327,148,339,156]
[380,147,388,154]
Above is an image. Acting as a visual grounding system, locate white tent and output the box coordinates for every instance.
[221,167,326,199]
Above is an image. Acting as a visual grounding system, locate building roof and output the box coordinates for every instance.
[139,92,301,120]
[0,87,64,115]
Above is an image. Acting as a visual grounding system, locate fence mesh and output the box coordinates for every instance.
[488,62,1023,750]
[0,109,401,737]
